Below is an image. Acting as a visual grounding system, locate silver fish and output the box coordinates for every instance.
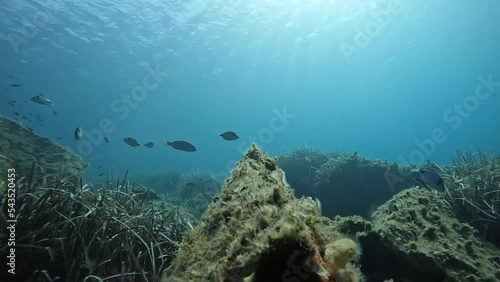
[74,127,83,140]
[30,95,53,105]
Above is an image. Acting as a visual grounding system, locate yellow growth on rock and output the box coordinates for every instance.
[324,238,360,273]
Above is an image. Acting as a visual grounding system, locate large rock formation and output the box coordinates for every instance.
[333,188,500,281]
[0,115,86,185]
[163,144,500,282]
[164,144,364,282]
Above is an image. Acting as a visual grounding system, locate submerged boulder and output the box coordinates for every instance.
[0,115,86,186]
[333,188,500,282]
[163,144,364,282]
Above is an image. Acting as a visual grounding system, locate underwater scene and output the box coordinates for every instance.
[0,0,499,281]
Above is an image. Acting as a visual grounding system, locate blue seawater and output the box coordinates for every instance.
[1,0,499,180]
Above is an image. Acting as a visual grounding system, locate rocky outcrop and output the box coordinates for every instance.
[0,115,86,186]
[163,145,364,282]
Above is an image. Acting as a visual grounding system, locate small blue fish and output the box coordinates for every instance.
[414,169,445,192]
[389,203,398,213]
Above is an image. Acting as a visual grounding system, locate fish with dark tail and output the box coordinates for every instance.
[164,139,196,152]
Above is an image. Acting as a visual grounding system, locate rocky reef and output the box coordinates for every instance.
[0,115,86,185]
[164,144,364,282]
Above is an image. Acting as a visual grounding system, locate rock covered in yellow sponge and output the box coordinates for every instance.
[332,267,360,282]
[323,238,360,275]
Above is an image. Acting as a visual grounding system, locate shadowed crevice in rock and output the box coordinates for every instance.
[253,240,323,282]
[359,232,447,282]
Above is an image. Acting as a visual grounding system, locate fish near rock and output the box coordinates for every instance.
[414,169,445,192]
[219,131,239,141]
[388,203,398,213]
[164,140,196,152]
[74,126,83,140]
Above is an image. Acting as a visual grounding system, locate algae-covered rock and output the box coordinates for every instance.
[334,188,500,281]
[0,115,86,185]
[163,144,364,282]
[368,188,500,281]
